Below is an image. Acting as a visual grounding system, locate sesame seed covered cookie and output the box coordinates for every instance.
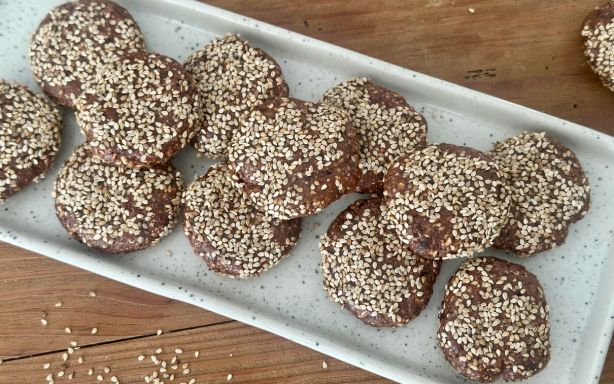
[185,34,289,159]
[76,52,201,168]
[321,196,440,327]
[229,97,360,220]
[183,163,301,278]
[322,77,427,193]
[383,144,509,260]
[0,81,62,203]
[489,132,590,256]
[53,145,183,254]
[30,0,146,107]
[582,1,614,91]
[438,257,550,382]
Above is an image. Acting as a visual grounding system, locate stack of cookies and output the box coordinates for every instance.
[319,80,590,382]
[30,0,200,253]
[0,1,596,382]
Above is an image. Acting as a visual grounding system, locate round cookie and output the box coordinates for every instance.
[229,97,360,220]
[0,80,62,203]
[582,1,614,92]
[185,34,289,159]
[76,52,201,167]
[322,77,427,193]
[183,163,301,278]
[29,0,145,107]
[489,131,590,256]
[438,257,550,382]
[53,145,183,254]
[383,143,509,260]
[321,196,440,327]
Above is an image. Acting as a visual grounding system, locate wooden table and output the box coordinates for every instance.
[1,1,613,383]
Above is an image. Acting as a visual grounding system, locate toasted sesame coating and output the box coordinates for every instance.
[489,132,590,256]
[29,0,145,107]
[322,77,427,193]
[582,1,614,92]
[53,145,183,254]
[0,80,62,203]
[183,163,301,278]
[229,97,361,220]
[185,34,289,159]
[320,196,440,327]
[76,52,201,168]
[438,257,550,382]
[383,144,510,260]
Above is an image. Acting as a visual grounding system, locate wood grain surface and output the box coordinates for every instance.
[1,0,613,383]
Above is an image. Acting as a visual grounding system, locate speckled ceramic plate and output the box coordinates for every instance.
[1,1,613,383]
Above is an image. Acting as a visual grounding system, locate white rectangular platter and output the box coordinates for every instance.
[1,1,614,383]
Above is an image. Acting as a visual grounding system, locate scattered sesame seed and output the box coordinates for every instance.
[89,291,96,297]
[138,355,145,361]
[227,373,233,381]
[468,7,476,13]
[41,319,48,326]
[44,363,51,369]
[156,329,163,336]
[64,327,71,334]
[175,348,183,354]
[91,327,98,335]
[322,361,328,369]
[54,302,62,307]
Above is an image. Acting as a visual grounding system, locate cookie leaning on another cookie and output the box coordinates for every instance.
[438,257,550,382]
[0,80,62,203]
[383,143,510,260]
[489,131,590,256]
[183,163,301,278]
[53,145,183,254]
[582,0,614,92]
[185,34,289,160]
[29,0,146,107]
[321,196,440,327]
[229,97,360,220]
[322,77,427,193]
[76,52,201,168]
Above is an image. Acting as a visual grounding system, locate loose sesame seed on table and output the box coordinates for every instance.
[1,0,614,383]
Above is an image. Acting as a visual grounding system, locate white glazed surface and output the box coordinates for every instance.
[1,1,613,383]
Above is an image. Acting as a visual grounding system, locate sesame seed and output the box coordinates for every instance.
[91,327,98,335]
[89,291,96,297]
[54,302,62,307]
[322,361,328,369]
[227,373,233,381]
